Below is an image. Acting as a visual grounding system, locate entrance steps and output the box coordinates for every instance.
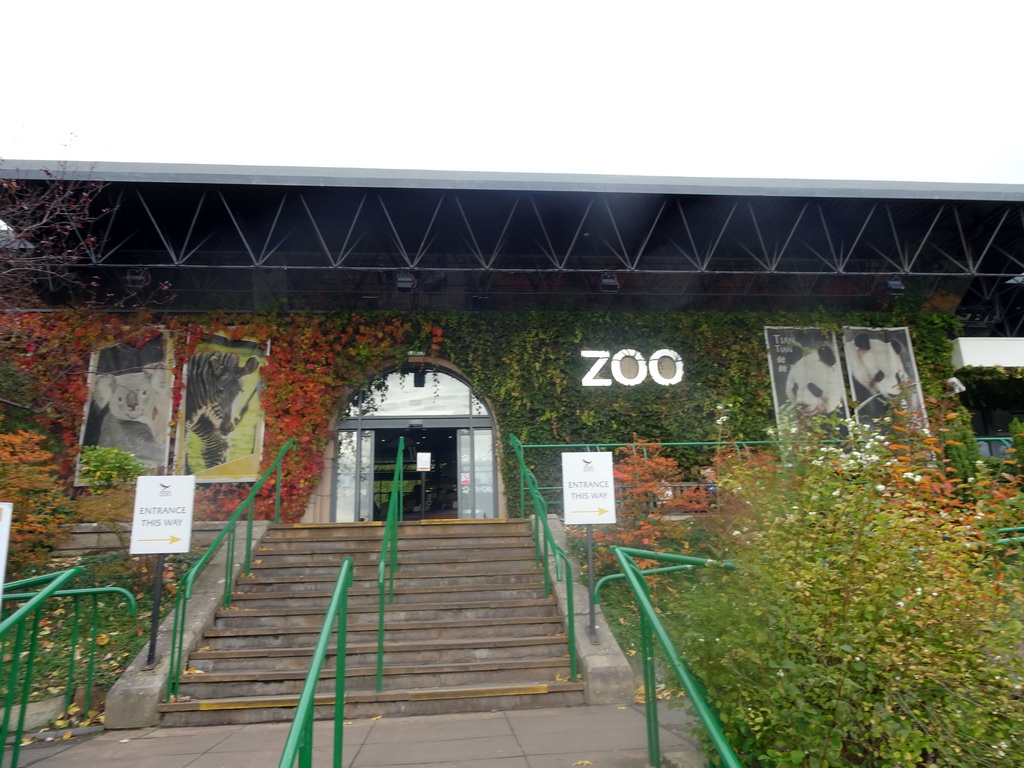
[158,519,584,725]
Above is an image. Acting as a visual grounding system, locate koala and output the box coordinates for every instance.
[844,333,909,403]
[785,346,845,415]
[88,363,168,467]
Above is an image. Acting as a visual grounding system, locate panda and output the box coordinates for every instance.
[843,332,909,403]
[784,345,846,415]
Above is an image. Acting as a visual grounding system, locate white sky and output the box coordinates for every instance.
[5,1,1024,184]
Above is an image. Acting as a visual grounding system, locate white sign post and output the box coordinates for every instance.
[0,502,13,606]
[416,452,431,473]
[130,476,195,666]
[561,452,616,641]
[415,452,431,519]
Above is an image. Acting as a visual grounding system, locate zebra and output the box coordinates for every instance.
[183,351,261,472]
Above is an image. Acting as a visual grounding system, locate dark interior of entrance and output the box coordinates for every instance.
[372,427,458,520]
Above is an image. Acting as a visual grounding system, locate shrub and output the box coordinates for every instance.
[75,445,150,586]
[0,431,74,577]
[570,437,699,577]
[77,445,146,490]
[667,416,1024,767]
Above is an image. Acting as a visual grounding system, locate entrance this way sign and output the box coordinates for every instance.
[561,452,617,524]
[561,452,616,641]
[129,475,195,667]
[129,476,195,555]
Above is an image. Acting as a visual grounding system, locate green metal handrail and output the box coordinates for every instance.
[167,438,296,699]
[509,434,577,681]
[594,563,698,606]
[612,546,741,768]
[277,557,354,768]
[1,568,82,768]
[376,436,405,692]
[3,586,137,720]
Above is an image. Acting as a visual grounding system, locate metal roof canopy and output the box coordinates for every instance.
[7,160,1024,335]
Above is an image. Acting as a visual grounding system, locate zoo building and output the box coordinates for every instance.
[4,160,1024,747]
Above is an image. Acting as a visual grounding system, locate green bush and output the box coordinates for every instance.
[77,445,146,490]
[666,417,1024,767]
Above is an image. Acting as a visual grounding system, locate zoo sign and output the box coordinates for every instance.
[581,348,683,387]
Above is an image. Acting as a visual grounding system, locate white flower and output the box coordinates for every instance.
[875,484,885,492]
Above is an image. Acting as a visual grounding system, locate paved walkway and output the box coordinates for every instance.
[15,703,704,768]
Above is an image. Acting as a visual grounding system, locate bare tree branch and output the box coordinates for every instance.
[0,167,109,309]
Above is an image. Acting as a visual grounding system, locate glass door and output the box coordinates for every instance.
[334,430,373,522]
[333,368,496,522]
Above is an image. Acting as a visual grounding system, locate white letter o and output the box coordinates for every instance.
[648,348,684,386]
[611,349,647,386]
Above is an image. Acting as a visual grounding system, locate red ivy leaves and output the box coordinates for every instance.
[4,311,438,523]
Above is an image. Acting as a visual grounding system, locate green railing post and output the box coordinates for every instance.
[275,458,284,524]
[507,435,579,682]
[377,436,405,692]
[613,547,742,768]
[0,569,141,768]
[224,522,237,608]
[278,557,354,768]
[639,607,660,767]
[167,438,295,700]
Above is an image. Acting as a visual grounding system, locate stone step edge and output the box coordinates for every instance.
[233,579,546,593]
[271,520,529,530]
[215,597,554,618]
[159,681,585,712]
[179,657,570,684]
[250,553,535,568]
[256,540,534,550]
[204,616,564,637]
[191,636,566,661]
[238,569,543,584]
[228,593,548,606]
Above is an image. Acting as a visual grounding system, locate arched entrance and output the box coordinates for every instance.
[333,368,497,522]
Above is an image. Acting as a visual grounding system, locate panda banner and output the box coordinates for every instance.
[765,327,848,434]
[842,327,926,431]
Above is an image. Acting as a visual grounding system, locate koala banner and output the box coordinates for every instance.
[78,331,174,483]
[842,327,926,430]
[176,333,267,483]
[765,327,848,434]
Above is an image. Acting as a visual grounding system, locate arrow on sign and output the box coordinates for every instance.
[137,535,183,545]
[579,508,611,516]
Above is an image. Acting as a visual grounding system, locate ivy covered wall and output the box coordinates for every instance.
[0,307,962,522]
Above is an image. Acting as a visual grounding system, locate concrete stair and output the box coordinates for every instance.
[158,519,584,725]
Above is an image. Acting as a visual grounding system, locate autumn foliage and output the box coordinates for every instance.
[0,310,436,523]
[574,437,702,575]
[0,431,74,576]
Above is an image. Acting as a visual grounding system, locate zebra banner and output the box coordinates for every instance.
[176,333,267,483]
[765,327,848,435]
[842,327,927,431]
[78,331,174,483]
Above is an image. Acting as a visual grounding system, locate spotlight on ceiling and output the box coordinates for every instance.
[886,278,905,296]
[125,268,151,289]
[395,272,416,292]
[599,273,620,293]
